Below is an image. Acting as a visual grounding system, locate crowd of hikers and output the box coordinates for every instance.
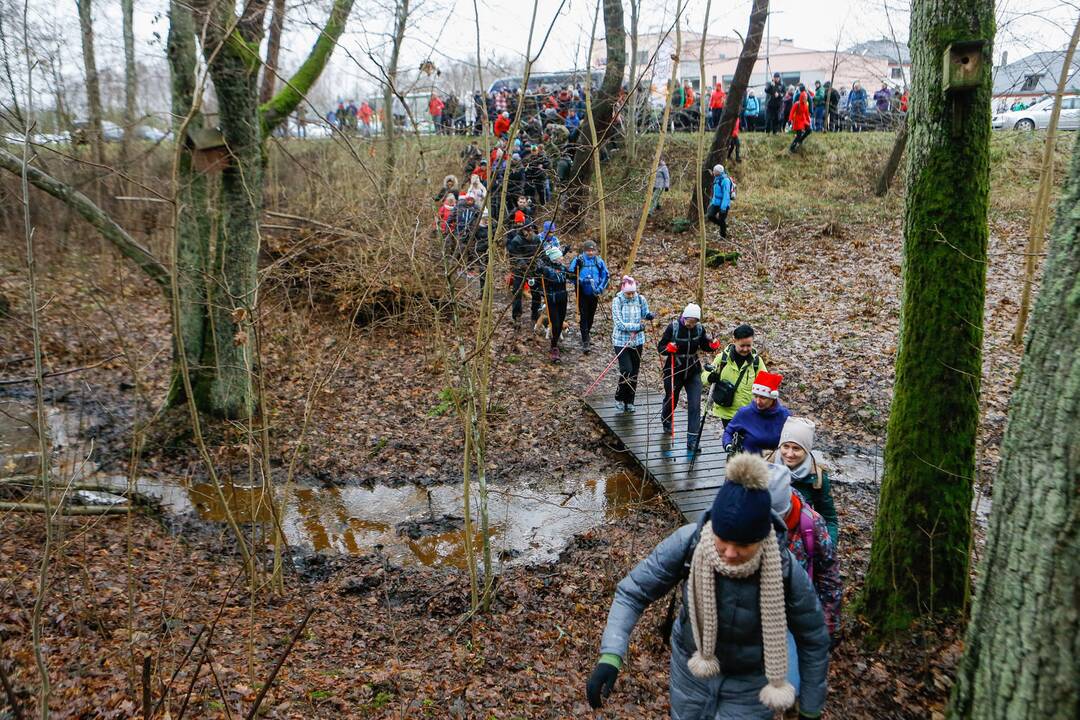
[421,72,866,715]
[589,309,844,718]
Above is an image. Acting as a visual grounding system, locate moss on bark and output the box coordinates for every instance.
[947,134,1080,720]
[860,0,995,635]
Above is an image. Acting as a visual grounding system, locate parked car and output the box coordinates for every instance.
[992,95,1080,130]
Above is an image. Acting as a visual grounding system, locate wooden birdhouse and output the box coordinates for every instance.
[185,126,229,174]
[942,40,986,94]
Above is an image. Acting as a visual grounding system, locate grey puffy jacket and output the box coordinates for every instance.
[599,519,830,717]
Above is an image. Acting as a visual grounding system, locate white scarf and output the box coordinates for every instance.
[686,524,796,712]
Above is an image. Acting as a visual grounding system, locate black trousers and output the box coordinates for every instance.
[765,106,783,133]
[615,346,642,403]
[790,128,811,152]
[511,272,542,321]
[706,204,728,237]
[578,293,599,342]
[727,136,741,162]
[662,366,702,440]
[545,289,568,348]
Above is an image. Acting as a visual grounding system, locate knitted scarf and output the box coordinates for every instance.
[686,523,796,712]
[788,454,814,482]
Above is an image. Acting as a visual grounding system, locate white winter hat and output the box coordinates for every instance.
[712,164,725,175]
[682,303,702,320]
[779,417,815,454]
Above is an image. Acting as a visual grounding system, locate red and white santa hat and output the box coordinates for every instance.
[751,370,783,399]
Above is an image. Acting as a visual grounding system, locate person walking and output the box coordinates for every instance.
[812,81,825,131]
[506,220,542,326]
[788,86,812,153]
[767,461,843,638]
[567,240,609,354]
[538,245,569,363]
[722,371,790,455]
[706,164,733,238]
[764,73,785,134]
[703,323,767,427]
[727,117,742,163]
[657,303,720,451]
[766,418,840,545]
[428,93,445,133]
[847,82,867,132]
[585,453,830,718]
[650,157,671,216]
[611,277,653,413]
[708,81,726,130]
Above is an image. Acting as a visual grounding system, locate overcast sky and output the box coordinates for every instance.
[8,0,1079,111]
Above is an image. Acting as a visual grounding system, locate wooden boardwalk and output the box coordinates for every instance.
[584,394,727,521]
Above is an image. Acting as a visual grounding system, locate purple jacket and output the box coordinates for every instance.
[722,401,790,454]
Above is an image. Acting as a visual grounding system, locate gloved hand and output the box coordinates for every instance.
[585,662,619,709]
[644,312,655,321]
[665,342,678,354]
[709,339,721,350]
[708,372,722,385]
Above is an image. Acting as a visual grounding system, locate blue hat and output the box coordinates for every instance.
[710,454,773,544]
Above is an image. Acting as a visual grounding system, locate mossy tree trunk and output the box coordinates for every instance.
[563,0,624,231]
[861,0,994,635]
[171,0,354,418]
[166,0,211,408]
[687,0,768,223]
[947,134,1080,720]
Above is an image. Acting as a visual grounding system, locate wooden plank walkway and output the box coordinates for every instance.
[584,393,727,521]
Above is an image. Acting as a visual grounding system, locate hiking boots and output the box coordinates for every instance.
[615,401,626,412]
[582,337,591,354]
[550,347,561,364]
[626,403,635,413]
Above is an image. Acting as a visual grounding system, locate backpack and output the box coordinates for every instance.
[709,345,759,406]
[728,177,738,202]
[575,256,605,296]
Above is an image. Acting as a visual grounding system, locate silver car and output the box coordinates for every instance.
[992,95,1080,130]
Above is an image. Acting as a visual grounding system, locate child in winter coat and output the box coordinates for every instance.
[538,245,569,363]
[767,462,842,638]
[766,418,839,544]
[434,175,459,203]
[435,193,456,237]
[567,240,609,354]
[611,277,653,412]
[650,158,670,216]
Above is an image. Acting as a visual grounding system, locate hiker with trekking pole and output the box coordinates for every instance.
[537,243,569,364]
[611,276,654,413]
[585,453,830,718]
[722,371,790,456]
[657,304,720,452]
[567,240,609,355]
[703,324,767,428]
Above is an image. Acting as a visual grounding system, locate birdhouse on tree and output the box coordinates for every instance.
[185,126,229,174]
[942,40,986,94]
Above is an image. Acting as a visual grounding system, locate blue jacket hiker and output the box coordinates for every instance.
[611,276,653,412]
[706,164,733,238]
[586,454,829,719]
[723,371,790,455]
[568,240,609,354]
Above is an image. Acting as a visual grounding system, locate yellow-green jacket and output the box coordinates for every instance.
[701,346,767,420]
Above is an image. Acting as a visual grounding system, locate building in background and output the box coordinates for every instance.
[992,50,1080,110]
[591,32,910,104]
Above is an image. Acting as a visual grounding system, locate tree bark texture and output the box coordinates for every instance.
[875,119,908,197]
[947,129,1080,720]
[76,0,105,166]
[121,0,137,162]
[688,0,768,222]
[625,0,640,162]
[167,0,212,408]
[861,0,995,634]
[259,0,286,105]
[382,0,409,184]
[563,0,624,230]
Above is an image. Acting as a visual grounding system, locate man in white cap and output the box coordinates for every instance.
[707,164,733,238]
[657,303,720,451]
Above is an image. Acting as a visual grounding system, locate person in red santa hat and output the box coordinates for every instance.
[722,370,790,455]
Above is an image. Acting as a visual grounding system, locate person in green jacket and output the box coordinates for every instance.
[767,417,840,545]
[702,324,767,426]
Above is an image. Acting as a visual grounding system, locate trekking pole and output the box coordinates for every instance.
[689,369,717,469]
[665,342,677,440]
[582,344,630,397]
[541,276,553,339]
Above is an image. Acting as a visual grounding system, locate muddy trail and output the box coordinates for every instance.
[0,131,1048,717]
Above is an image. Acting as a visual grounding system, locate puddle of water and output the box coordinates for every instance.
[3,401,661,567]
